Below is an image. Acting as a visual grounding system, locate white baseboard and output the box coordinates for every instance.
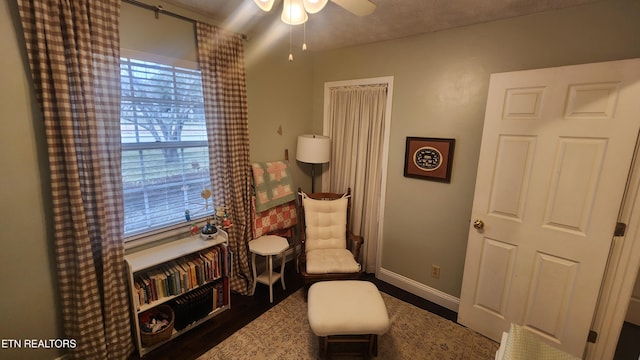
[625,296,640,326]
[376,267,460,312]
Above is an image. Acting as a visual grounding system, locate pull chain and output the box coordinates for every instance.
[288,2,294,61]
[302,22,307,51]
[288,24,294,61]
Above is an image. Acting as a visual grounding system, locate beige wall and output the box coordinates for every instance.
[1,2,61,359]
[245,28,314,192]
[312,0,640,297]
[120,2,198,66]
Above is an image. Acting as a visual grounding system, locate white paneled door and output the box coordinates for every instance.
[458,59,640,357]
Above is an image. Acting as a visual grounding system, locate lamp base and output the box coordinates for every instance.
[311,163,316,193]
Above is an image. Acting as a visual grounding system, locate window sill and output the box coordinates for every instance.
[124,218,209,253]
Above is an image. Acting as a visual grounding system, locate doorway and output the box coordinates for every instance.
[322,76,394,274]
[589,116,640,359]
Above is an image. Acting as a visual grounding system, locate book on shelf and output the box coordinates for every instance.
[170,282,219,331]
[133,243,229,308]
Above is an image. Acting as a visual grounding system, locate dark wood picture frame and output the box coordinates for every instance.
[403,137,455,183]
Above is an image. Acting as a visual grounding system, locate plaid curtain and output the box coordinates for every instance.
[18,1,133,358]
[196,22,253,295]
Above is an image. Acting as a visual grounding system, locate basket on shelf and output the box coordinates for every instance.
[139,304,175,347]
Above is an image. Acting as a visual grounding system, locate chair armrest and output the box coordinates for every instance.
[348,232,364,261]
[297,233,307,273]
[297,248,307,273]
[299,232,306,252]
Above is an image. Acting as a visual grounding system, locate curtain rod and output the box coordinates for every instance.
[122,0,249,40]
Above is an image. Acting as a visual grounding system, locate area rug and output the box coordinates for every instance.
[198,289,499,359]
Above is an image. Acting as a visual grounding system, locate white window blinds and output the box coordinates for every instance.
[120,57,213,237]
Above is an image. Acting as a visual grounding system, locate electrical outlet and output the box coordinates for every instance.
[431,265,441,279]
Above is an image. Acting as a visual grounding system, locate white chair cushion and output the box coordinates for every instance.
[308,280,390,336]
[306,248,361,274]
[303,196,348,252]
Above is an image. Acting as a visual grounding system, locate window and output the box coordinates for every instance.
[120,57,213,237]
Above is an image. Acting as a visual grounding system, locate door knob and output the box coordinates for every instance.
[473,219,484,230]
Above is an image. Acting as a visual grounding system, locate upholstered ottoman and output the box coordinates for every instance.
[308,281,390,358]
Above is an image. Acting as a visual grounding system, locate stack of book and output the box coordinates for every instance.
[171,281,227,330]
[133,244,229,308]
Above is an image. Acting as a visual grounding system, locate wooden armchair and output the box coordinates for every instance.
[297,187,364,295]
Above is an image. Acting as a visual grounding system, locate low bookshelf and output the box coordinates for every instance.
[125,230,231,357]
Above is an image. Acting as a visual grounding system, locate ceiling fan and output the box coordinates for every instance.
[253,0,376,25]
[253,0,375,61]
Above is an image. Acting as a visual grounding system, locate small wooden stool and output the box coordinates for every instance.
[307,281,390,359]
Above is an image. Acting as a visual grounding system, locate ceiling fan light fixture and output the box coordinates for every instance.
[302,0,328,14]
[253,0,275,12]
[281,0,308,25]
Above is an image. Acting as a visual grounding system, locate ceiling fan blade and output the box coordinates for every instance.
[330,0,376,16]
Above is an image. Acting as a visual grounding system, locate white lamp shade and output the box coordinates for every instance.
[281,0,308,25]
[296,134,330,164]
[303,0,328,14]
[253,0,275,11]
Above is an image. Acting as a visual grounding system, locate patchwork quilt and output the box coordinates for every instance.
[251,161,296,212]
[252,196,297,239]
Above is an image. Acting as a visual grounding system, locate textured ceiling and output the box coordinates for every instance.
[163,0,603,51]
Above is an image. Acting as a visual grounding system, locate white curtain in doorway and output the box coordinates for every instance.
[326,83,387,273]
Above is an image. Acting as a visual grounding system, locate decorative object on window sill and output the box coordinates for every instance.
[296,134,331,192]
[252,0,376,61]
[190,223,200,235]
[403,137,456,183]
[201,217,219,240]
[190,204,232,239]
[184,187,213,221]
[216,206,233,229]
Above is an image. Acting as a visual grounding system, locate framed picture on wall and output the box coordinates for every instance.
[403,137,455,183]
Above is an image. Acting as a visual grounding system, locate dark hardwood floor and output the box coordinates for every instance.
[129,262,639,360]
[615,322,640,360]
[129,263,305,360]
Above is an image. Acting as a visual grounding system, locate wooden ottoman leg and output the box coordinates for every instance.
[372,334,378,356]
[319,336,328,358]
